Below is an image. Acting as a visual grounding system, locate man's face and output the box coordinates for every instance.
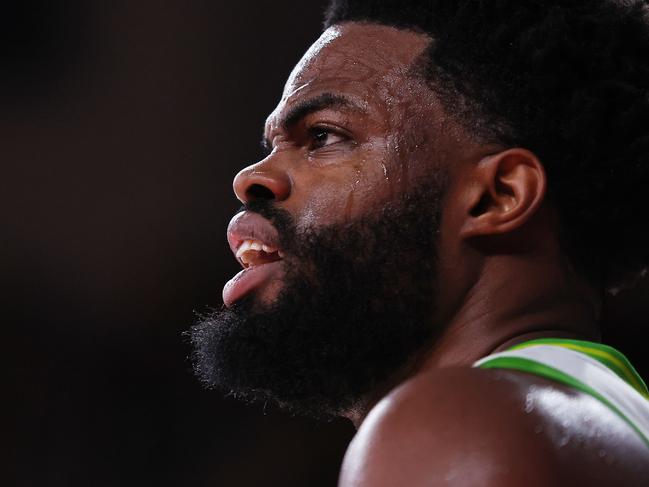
[190,24,477,418]
[232,23,458,306]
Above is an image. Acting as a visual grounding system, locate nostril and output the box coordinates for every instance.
[246,183,276,201]
[234,168,291,203]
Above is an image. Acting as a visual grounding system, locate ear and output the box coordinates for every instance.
[460,148,547,239]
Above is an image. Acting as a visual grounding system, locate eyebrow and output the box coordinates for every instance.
[261,92,365,152]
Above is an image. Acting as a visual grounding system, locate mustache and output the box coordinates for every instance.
[237,200,292,225]
[236,199,297,249]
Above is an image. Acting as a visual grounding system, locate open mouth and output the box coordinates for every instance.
[235,239,284,269]
[222,211,287,307]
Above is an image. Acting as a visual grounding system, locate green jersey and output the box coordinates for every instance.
[474,338,649,447]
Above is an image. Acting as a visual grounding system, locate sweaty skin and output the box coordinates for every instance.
[233,23,649,486]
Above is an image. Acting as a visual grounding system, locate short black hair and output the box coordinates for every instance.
[325,0,649,293]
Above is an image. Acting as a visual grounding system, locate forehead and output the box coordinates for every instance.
[267,23,432,129]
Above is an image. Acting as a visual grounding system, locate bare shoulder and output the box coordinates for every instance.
[339,366,649,487]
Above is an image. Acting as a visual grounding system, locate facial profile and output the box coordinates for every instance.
[189,24,463,418]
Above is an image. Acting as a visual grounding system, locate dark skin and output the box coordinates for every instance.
[233,23,649,486]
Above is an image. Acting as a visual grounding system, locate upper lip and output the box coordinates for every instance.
[227,211,283,268]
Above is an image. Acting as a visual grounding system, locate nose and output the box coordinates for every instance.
[233,162,292,204]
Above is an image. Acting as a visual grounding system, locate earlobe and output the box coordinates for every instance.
[460,149,547,239]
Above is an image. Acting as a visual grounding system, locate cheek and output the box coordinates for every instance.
[288,154,395,229]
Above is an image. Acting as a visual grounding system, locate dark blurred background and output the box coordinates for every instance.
[3,2,648,486]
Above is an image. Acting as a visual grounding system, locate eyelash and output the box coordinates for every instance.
[307,126,347,151]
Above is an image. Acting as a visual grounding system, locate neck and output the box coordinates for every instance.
[425,252,600,366]
[345,252,600,428]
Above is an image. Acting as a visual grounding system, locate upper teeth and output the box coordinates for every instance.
[236,239,280,261]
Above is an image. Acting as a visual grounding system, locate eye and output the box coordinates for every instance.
[307,126,347,150]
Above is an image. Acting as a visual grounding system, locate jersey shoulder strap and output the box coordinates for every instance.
[473,338,649,448]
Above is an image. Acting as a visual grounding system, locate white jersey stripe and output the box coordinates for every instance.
[474,344,649,445]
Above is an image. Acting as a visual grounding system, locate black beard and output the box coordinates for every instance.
[189,181,445,419]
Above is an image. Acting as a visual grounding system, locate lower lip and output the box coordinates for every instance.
[222,261,284,307]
